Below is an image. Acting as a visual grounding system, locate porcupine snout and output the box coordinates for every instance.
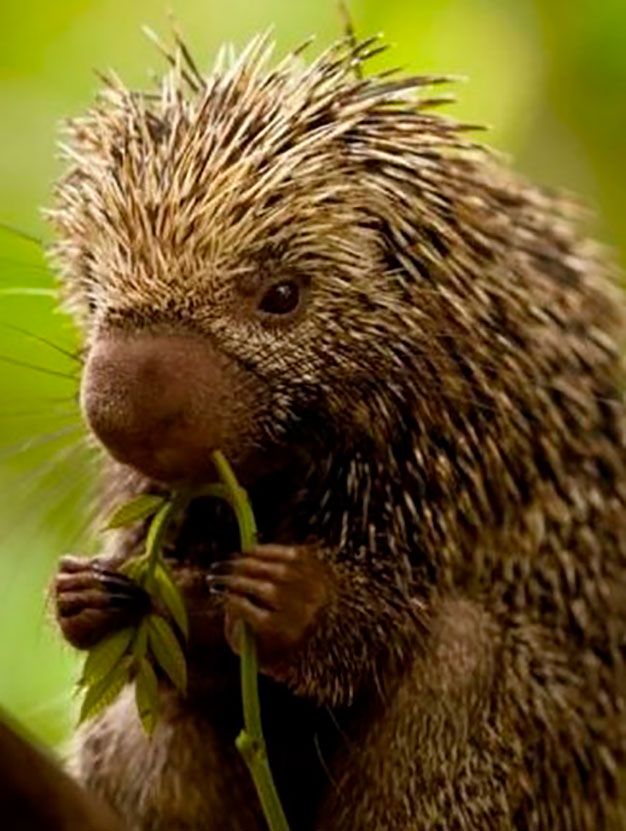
[81,330,254,483]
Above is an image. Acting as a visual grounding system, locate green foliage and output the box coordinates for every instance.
[77,454,289,829]
[147,615,187,693]
[135,658,159,735]
[78,627,134,688]
[106,494,165,529]
[153,563,189,639]
[79,494,188,734]
[79,655,133,724]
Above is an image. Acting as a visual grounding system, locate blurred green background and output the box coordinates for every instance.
[0,0,624,750]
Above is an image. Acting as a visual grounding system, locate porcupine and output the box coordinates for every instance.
[49,31,626,831]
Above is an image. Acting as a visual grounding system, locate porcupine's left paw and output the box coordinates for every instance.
[207,544,330,674]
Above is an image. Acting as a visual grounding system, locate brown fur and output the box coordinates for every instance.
[49,32,626,829]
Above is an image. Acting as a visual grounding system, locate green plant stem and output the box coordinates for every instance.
[212,450,290,831]
[143,491,188,587]
[117,457,290,828]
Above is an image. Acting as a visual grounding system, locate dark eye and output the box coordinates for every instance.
[258,280,301,316]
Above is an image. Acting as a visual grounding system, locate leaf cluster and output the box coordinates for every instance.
[75,454,290,829]
[78,494,188,733]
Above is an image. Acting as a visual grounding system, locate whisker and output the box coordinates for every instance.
[4,476,95,554]
[0,321,82,364]
[313,731,340,790]
[37,462,99,545]
[35,394,81,405]
[0,258,52,275]
[0,408,79,420]
[21,690,75,723]
[0,432,85,526]
[4,439,91,515]
[0,287,56,298]
[324,705,356,750]
[35,444,97,510]
[6,437,87,490]
[0,424,83,464]
[0,353,79,381]
[0,393,81,413]
[0,222,44,248]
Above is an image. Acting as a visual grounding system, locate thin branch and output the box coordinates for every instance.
[213,450,290,831]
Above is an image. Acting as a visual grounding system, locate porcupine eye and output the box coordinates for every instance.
[258,279,301,315]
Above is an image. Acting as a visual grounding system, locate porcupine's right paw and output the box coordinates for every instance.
[54,555,151,649]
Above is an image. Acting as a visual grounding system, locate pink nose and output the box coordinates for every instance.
[81,332,227,482]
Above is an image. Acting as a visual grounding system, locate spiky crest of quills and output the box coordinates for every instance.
[49,32,626,828]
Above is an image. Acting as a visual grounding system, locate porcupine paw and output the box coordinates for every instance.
[207,544,330,674]
[54,555,151,649]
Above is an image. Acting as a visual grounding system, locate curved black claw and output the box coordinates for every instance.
[92,566,152,609]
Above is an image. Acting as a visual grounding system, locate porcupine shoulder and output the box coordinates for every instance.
[50,33,626,830]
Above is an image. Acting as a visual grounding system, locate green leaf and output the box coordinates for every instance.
[106,494,166,529]
[79,656,132,724]
[78,627,134,688]
[145,502,168,554]
[131,618,149,660]
[118,556,148,582]
[135,657,159,735]
[148,614,187,693]
[154,563,189,638]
